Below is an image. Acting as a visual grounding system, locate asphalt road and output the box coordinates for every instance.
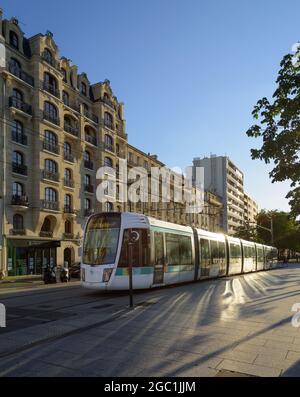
[1,265,300,377]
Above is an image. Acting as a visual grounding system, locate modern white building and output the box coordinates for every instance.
[193,155,246,235]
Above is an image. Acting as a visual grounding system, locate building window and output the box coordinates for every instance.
[13,182,24,197]
[44,130,58,152]
[44,72,58,96]
[104,112,113,129]
[13,150,24,165]
[45,159,57,174]
[105,202,113,212]
[65,220,72,234]
[84,174,91,186]
[62,91,69,106]
[84,150,91,162]
[45,187,57,202]
[104,134,113,150]
[81,82,87,96]
[104,157,113,168]
[84,198,91,210]
[12,88,23,103]
[64,168,71,181]
[61,68,67,82]
[64,194,72,210]
[44,101,58,122]
[13,214,23,230]
[12,120,25,143]
[10,31,19,49]
[43,48,53,65]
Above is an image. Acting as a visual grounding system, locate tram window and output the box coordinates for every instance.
[219,242,226,259]
[179,235,192,265]
[118,229,150,268]
[154,232,164,266]
[230,243,241,258]
[210,240,219,263]
[257,248,263,261]
[200,239,210,261]
[166,233,180,265]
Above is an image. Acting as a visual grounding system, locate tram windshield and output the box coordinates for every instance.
[83,213,121,265]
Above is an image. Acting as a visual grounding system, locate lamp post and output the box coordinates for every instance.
[127,229,140,309]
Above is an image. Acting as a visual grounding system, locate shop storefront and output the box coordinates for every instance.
[6,239,61,276]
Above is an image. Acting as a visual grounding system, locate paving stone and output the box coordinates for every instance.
[216,359,281,377]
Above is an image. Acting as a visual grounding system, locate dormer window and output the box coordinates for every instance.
[9,31,19,49]
[43,48,54,66]
[81,82,87,96]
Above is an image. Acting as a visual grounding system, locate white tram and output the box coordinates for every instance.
[81,212,279,290]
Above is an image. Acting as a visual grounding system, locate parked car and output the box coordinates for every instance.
[69,262,81,279]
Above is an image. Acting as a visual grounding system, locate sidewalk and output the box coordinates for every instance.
[0,275,79,292]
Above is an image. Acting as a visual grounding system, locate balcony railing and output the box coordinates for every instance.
[12,162,27,176]
[10,229,26,236]
[64,151,74,163]
[84,109,99,124]
[63,100,80,113]
[104,143,114,152]
[85,134,97,146]
[41,52,59,69]
[100,97,115,110]
[40,230,53,238]
[64,178,74,188]
[42,81,60,98]
[84,209,93,217]
[8,62,34,86]
[64,122,79,136]
[42,170,59,182]
[63,232,74,239]
[12,131,27,146]
[11,195,29,207]
[43,111,59,126]
[64,206,76,214]
[9,97,32,115]
[41,200,59,211]
[84,184,94,193]
[84,160,94,170]
[43,140,60,154]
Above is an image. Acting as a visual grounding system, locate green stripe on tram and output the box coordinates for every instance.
[115,265,195,276]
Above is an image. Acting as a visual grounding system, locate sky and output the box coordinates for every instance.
[2,0,299,212]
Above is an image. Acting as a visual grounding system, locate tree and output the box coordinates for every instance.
[256,210,300,250]
[246,47,300,217]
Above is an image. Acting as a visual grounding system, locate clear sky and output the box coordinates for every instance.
[2,0,299,212]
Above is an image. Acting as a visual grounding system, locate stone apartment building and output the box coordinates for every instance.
[0,11,221,277]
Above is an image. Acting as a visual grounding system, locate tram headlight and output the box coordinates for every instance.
[81,268,85,282]
[103,268,113,283]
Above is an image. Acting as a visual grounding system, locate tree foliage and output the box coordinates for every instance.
[246,47,300,216]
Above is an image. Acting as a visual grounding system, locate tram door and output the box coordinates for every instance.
[153,232,165,285]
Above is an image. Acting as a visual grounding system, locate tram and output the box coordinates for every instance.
[81,212,279,290]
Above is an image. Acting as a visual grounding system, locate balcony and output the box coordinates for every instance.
[84,184,94,193]
[43,111,59,126]
[63,100,80,113]
[12,131,27,146]
[42,81,60,98]
[43,140,60,154]
[41,52,59,69]
[84,109,99,124]
[9,97,32,116]
[104,143,114,152]
[40,230,53,238]
[85,134,97,146]
[12,162,27,176]
[41,200,59,211]
[100,97,115,110]
[11,195,29,207]
[64,122,79,137]
[63,232,74,239]
[64,178,74,188]
[64,206,76,214]
[42,170,59,182]
[8,62,34,86]
[84,160,94,170]
[64,151,74,163]
[104,122,114,131]
[10,229,26,236]
[84,209,93,217]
